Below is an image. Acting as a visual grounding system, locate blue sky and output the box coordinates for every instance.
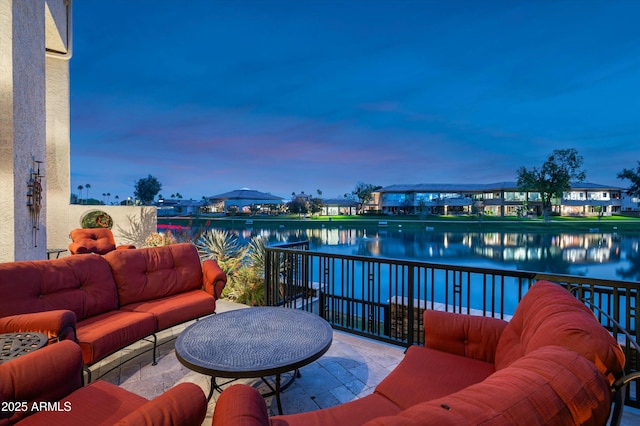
[70,1,640,202]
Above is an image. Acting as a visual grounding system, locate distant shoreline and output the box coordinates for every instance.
[158,214,640,234]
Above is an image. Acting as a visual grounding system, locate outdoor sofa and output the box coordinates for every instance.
[0,243,226,380]
[0,339,207,425]
[213,280,626,425]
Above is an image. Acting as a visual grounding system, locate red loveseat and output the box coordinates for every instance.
[0,340,207,425]
[0,243,226,380]
[213,281,625,425]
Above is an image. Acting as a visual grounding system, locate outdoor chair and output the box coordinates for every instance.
[0,339,207,425]
[68,228,135,255]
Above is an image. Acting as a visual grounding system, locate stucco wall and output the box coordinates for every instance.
[50,205,158,256]
[44,0,72,257]
[0,1,15,262]
[46,56,71,251]
[0,0,47,261]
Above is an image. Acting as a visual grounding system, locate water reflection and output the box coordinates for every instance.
[209,225,640,282]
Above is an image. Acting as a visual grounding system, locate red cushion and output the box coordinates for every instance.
[116,383,206,426]
[425,310,507,363]
[374,345,495,410]
[17,380,147,426]
[69,228,117,255]
[271,393,402,426]
[0,255,118,320]
[213,384,270,426]
[202,259,227,298]
[0,310,77,342]
[0,340,83,425]
[105,243,204,306]
[121,290,215,330]
[375,346,612,426]
[495,280,625,384]
[76,311,156,365]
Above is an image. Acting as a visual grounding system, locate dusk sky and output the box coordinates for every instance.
[70,1,640,202]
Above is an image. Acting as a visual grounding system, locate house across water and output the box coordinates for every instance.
[370,182,633,217]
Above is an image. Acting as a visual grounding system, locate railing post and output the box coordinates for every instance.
[453,270,462,313]
[264,249,272,306]
[407,265,415,347]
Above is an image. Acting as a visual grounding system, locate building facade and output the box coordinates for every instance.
[1,0,72,261]
[373,182,625,217]
[206,189,285,214]
[320,198,359,216]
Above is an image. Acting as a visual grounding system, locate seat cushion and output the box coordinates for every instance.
[374,345,495,410]
[17,380,147,426]
[495,280,625,384]
[76,311,156,365]
[121,290,215,330]
[105,243,204,306]
[271,393,402,426]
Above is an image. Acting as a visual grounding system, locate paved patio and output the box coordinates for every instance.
[94,300,640,425]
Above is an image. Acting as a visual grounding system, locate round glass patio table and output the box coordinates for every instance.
[176,307,333,415]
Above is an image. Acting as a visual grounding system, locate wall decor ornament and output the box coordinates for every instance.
[81,210,114,229]
[26,160,44,247]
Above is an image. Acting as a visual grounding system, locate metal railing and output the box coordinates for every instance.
[264,240,639,408]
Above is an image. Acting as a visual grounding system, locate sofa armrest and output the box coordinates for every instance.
[212,384,269,426]
[202,259,227,300]
[0,310,77,342]
[116,244,136,250]
[115,383,207,426]
[0,340,83,424]
[424,310,507,363]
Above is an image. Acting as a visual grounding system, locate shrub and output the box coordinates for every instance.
[224,265,265,306]
[197,230,267,305]
[143,230,177,247]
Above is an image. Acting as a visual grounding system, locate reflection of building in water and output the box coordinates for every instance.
[473,233,620,264]
[315,228,359,246]
[556,234,619,264]
[226,226,624,272]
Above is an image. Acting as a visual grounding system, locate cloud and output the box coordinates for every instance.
[70,1,640,200]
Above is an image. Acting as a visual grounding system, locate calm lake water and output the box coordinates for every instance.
[199,224,640,283]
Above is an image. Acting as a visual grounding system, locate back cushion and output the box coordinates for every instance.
[381,346,612,426]
[0,255,119,320]
[495,280,625,384]
[104,243,203,306]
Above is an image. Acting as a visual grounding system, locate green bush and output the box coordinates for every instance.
[197,230,266,306]
[224,265,264,306]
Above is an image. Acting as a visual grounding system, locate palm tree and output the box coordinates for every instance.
[85,184,91,203]
[107,192,111,204]
[77,185,83,204]
[115,195,120,205]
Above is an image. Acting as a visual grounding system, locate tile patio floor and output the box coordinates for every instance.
[94,300,640,425]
